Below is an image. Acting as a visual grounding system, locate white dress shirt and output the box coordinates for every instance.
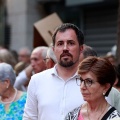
[23,65,84,120]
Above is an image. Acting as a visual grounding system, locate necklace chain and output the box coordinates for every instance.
[87,102,108,120]
[0,88,17,104]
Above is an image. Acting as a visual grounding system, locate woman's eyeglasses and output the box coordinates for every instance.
[76,77,97,87]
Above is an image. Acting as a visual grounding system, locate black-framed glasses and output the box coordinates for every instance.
[76,77,97,87]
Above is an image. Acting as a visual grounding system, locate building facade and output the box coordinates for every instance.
[0,0,119,56]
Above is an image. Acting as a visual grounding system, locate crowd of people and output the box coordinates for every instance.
[0,23,120,120]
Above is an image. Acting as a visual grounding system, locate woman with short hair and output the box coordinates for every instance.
[65,56,120,120]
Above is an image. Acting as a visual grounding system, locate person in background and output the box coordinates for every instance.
[105,45,117,65]
[14,61,27,76]
[0,63,27,120]
[30,46,48,74]
[104,52,116,65]
[18,47,31,65]
[79,44,97,62]
[114,64,120,91]
[14,47,31,76]
[65,56,120,120]
[14,46,48,91]
[44,44,57,69]
[0,49,17,68]
[10,50,19,63]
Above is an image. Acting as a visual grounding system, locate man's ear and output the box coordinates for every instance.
[80,45,83,54]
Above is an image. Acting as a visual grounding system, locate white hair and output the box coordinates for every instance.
[47,46,57,63]
[0,63,16,85]
[32,46,48,59]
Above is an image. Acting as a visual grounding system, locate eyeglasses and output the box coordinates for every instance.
[76,77,97,87]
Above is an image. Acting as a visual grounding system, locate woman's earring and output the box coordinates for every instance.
[103,92,105,96]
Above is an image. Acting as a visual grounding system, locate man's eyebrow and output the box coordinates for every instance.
[31,58,38,60]
[57,40,63,42]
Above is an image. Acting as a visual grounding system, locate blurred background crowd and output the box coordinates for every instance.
[0,0,120,119]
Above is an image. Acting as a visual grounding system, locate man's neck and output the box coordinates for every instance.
[56,63,79,80]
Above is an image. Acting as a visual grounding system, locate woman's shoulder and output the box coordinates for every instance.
[65,106,81,120]
[70,106,81,114]
[109,107,120,118]
[15,90,27,101]
[104,106,120,120]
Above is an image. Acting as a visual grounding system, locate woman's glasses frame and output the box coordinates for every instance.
[76,77,97,87]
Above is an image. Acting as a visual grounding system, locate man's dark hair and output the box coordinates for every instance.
[83,44,97,58]
[52,23,84,46]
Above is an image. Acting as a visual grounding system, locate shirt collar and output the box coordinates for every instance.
[51,64,79,79]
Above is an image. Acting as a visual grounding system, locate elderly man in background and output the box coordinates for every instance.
[18,47,31,65]
[14,46,48,91]
[14,47,31,76]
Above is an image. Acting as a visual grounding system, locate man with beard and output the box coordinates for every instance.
[23,23,84,120]
[23,23,120,120]
[14,46,48,91]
